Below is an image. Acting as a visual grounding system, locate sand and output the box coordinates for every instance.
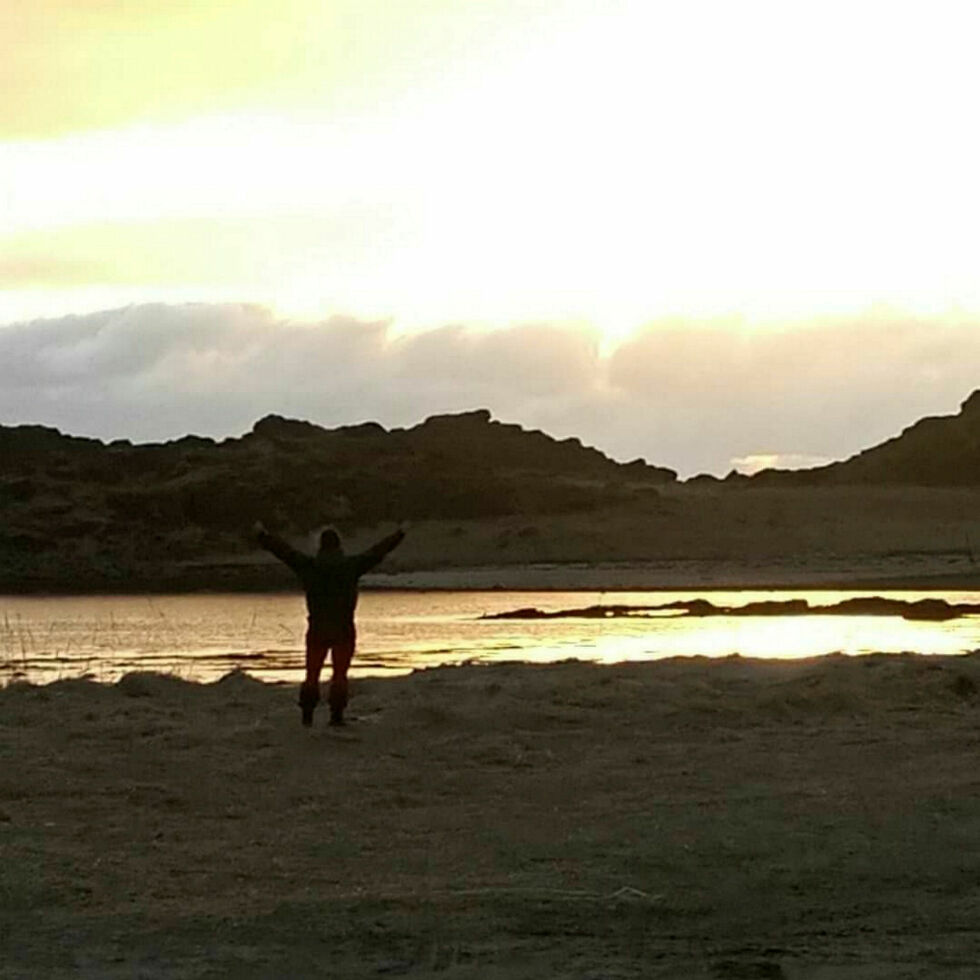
[5,485,978,594]
[5,653,980,978]
[366,486,980,592]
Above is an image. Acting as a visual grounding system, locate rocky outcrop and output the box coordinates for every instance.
[483,596,980,621]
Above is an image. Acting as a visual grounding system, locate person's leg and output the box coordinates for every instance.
[300,628,328,726]
[327,629,356,726]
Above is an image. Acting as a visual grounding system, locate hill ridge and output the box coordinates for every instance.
[0,408,675,590]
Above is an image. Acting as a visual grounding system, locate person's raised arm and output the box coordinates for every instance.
[354,525,407,574]
[253,521,311,575]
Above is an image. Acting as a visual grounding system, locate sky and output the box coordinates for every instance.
[2,0,979,475]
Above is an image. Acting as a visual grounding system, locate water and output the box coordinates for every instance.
[2,589,980,686]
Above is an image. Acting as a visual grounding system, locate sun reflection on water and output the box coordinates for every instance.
[1,589,978,685]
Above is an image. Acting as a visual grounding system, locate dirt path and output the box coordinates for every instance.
[4,654,980,978]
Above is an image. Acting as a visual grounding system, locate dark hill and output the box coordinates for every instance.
[750,389,980,487]
[0,409,675,591]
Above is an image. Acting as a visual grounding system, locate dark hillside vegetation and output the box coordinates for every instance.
[0,410,674,591]
[3,392,979,592]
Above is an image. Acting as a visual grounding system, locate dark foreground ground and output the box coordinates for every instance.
[4,654,980,979]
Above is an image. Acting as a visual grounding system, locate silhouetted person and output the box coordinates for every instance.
[254,521,406,726]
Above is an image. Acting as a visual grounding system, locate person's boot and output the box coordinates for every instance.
[298,681,320,727]
[328,680,347,726]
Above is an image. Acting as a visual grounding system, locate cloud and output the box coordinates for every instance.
[392,324,600,399]
[0,304,607,449]
[605,313,980,472]
[1,303,978,476]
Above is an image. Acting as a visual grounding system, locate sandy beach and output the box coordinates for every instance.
[5,653,980,978]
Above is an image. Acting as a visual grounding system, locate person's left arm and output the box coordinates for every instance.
[353,526,407,574]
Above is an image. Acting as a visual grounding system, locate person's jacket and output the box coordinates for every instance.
[258,528,404,631]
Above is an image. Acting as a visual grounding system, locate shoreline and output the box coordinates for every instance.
[1,557,978,597]
[0,568,980,598]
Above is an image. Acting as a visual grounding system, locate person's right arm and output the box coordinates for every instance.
[253,521,311,574]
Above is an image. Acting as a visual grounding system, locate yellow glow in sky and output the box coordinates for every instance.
[3,0,532,138]
[3,0,980,338]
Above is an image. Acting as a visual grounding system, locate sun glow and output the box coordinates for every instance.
[4,1,980,339]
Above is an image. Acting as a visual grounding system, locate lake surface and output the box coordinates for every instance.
[2,589,980,686]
